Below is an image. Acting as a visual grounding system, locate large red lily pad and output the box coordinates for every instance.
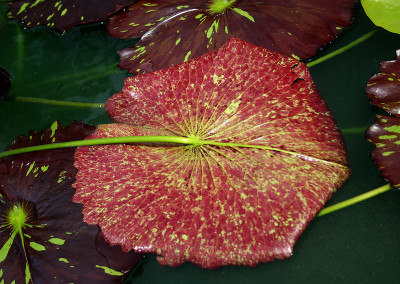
[107,0,356,74]
[366,50,400,188]
[0,121,141,283]
[73,37,351,268]
[5,0,136,33]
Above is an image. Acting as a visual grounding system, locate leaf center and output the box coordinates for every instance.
[4,202,36,234]
[7,205,28,233]
[207,0,237,15]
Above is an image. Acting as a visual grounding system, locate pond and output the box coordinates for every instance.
[1,2,400,283]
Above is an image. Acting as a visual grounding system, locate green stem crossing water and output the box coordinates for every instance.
[0,135,393,217]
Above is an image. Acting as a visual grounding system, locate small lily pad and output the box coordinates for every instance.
[5,0,136,33]
[361,0,400,34]
[367,50,400,188]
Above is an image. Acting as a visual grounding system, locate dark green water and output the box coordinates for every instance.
[1,2,400,283]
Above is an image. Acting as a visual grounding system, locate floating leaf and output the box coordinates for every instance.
[361,0,400,34]
[0,121,142,283]
[366,49,400,116]
[5,0,136,33]
[107,0,356,74]
[366,50,400,188]
[367,116,400,188]
[73,37,350,268]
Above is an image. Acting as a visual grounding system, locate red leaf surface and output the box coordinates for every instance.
[5,0,136,33]
[73,37,350,268]
[0,121,142,283]
[107,0,355,74]
[366,50,400,188]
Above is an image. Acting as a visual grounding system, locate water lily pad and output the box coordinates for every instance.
[73,37,350,268]
[361,0,400,34]
[107,0,356,74]
[5,0,136,33]
[367,115,400,188]
[366,49,400,116]
[0,121,142,283]
[366,49,400,188]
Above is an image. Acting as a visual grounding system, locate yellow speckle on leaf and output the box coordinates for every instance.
[30,242,46,251]
[184,51,192,62]
[385,125,400,134]
[382,151,394,156]
[49,237,65,245]
[224,93,243,114]
[26,162,36,176]
[95,265,123,276]
[31,0,44,8]
[59,258,69,263]
[206,20,219,39]
[379,135,397,139]
[291,54,300,60]
[232,8,255,22]
[17,3,29,15]
[41,166,49,172]
[142,3,157,6]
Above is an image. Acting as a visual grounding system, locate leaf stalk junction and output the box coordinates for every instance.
[0,135,394,217]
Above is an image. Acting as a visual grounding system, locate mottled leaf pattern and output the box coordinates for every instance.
[367,50,400,188]
[0,121,142,283]
[73,38,350,268]
[367,116,400,188]
[5,0,136,33]
[107,0,356,74]
[366,49,400,116]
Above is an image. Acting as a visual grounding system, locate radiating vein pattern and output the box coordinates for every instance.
[107,0,355,74]
[73,37,350,268]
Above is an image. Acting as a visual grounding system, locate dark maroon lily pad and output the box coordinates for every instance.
[5,0,137,33]
[366,50,400,188]
[0,121,142,283]
[107,0,356,74]
[366,49,400,116]
[367,115,400,188]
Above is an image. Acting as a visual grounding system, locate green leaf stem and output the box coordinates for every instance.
[317,183,394,216]
[5,29,379,109]
[0,135,392,218]
[0,136,349,170]
[9,96,105,108]
[306,29,377,68]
